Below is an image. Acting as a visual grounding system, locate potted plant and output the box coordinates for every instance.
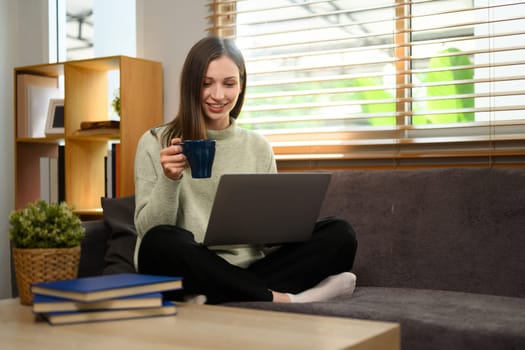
[112,88,121,117]
[9,200,85,305]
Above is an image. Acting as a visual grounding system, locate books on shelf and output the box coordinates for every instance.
[58,145,65,202]
[39,146,65,204]
[39,156,59,204]
[31,273,183,325]
[49,157,59,203]
[39,157,51,203]
[32,292,164,313]
[39,300,177,325]
[31,273,183,302]
[114,143,121,197]
[105,142,120,198]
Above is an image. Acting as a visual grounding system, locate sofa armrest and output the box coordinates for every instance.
[78,220,110,277]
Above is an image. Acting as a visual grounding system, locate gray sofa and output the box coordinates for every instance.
[79,168,525,350]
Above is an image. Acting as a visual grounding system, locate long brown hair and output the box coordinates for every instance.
[159,36,247,147]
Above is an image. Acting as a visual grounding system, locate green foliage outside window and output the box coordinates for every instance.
[354,48,474,126]
[414,47,474,124]
[241,47,474,128]
[351,77,395,127]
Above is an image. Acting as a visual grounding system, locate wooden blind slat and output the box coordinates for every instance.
[208,0,525,167]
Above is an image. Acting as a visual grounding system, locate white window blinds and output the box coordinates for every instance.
[208,0,525,168]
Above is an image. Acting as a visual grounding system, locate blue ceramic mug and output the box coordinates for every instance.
[180,139,216,178]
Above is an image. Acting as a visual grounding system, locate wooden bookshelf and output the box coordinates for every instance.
[14,56,163,215]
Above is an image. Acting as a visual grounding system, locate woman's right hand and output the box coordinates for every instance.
[160,138,187,180]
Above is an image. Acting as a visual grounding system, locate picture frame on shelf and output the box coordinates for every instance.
[45,98,65,135]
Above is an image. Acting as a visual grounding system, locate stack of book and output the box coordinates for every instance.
[73,120,120,136]
[31,273,183,325]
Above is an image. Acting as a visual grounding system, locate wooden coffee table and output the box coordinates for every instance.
[0,298,399,349]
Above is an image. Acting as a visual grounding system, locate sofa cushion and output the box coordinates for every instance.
[78,220,109,277]
[101,195,137,274]
[319,168,525,298]
[227,287,525,350]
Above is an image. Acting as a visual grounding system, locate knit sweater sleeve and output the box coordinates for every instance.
[133,128,181,239]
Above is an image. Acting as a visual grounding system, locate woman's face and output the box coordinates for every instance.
[201,55,242,130]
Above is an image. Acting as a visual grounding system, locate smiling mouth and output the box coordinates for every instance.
[207,103,227,113]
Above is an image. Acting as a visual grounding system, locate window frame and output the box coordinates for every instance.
[208,0,525,169]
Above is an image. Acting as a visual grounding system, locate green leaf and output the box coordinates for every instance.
[414,48,474,124]
[9,200,85,249]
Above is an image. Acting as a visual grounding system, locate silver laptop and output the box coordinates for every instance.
[203,172,332,246]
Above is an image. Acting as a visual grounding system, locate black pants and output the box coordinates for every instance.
[138,217,357,304]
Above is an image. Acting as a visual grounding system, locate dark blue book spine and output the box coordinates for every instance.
[58,145,65,202]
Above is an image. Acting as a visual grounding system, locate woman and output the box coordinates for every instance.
[134,36,358,304]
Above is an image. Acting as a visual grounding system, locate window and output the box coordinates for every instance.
[65,0,94,60]
[50,0,136,62]
[208,0,525,168]
[49,0,136,120]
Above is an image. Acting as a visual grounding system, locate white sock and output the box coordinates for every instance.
[183,294,207,304]
[287,272,356,303]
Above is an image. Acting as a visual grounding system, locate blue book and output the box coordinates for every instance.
[32,292,164,313]
[40,300,177,325]
[31,273,183,302]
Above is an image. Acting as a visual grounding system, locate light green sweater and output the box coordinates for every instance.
[133,119,277,269]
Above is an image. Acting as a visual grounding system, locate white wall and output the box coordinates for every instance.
[0,0,14,300]
[0,0,50,299]
[136,0,209,122]
[0,0,209,299]
[16,0,51,66]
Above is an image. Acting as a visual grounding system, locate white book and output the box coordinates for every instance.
[49,157,59,203]
[39,157,50,203]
